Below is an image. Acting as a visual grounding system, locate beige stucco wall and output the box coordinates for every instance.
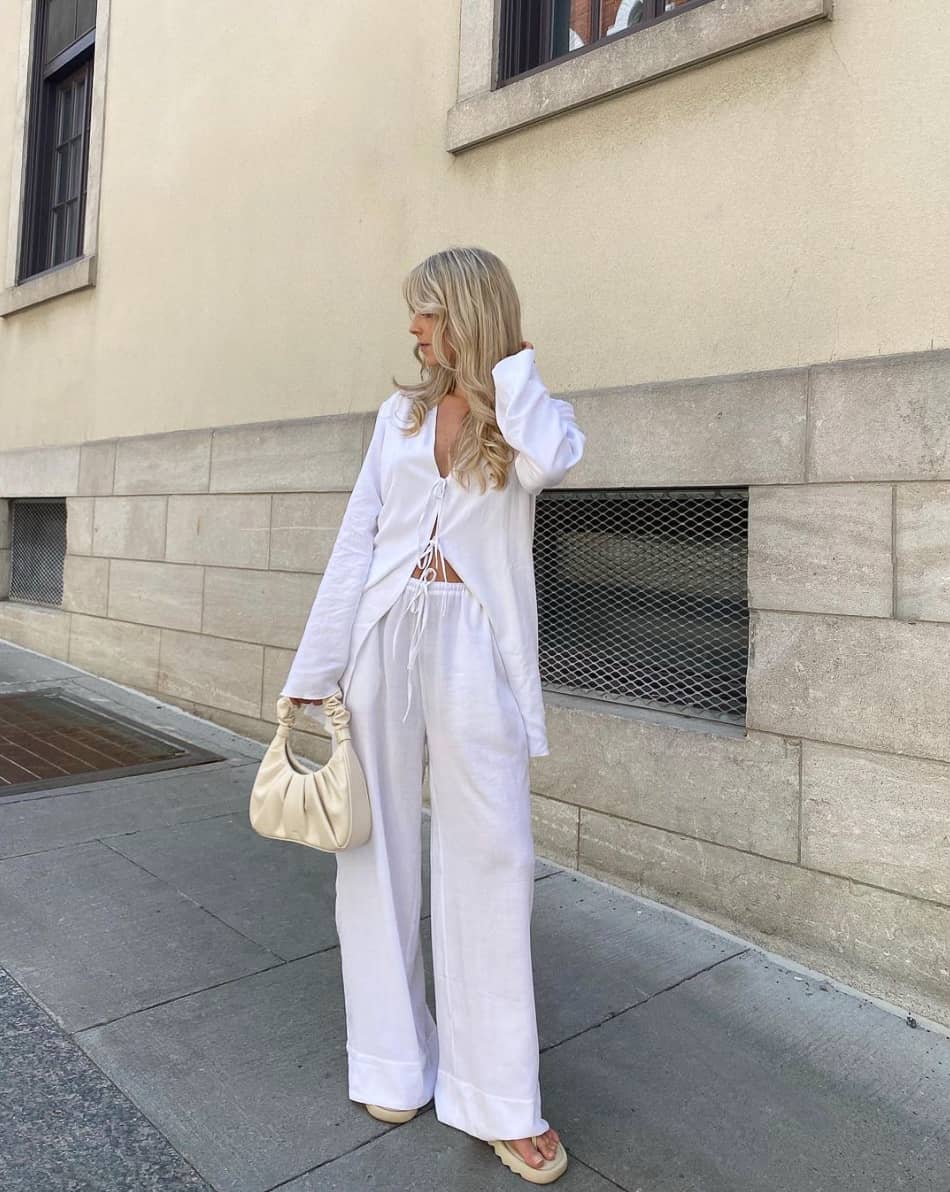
[2,0,950,450]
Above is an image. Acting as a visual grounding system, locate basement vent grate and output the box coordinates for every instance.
[0,690,224,799]
[533,487,749,725]
[9,499,67,605]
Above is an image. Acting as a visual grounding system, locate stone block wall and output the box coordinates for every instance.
[0,410,372,765]
[1,346,948,1025]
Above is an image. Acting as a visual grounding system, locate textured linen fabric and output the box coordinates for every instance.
[335,578,549,1141]
[279,347,585,756]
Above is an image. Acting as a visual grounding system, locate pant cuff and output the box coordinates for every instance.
[346,1027,439,1110]
[433,1067,549,1142]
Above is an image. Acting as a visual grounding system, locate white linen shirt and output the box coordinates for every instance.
[279,347,586,757]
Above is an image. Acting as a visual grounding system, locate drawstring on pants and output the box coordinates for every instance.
[392,476,453,722]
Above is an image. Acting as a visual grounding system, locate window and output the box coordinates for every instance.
[9,500,67,605]
[449,0,830,152]
[19,0,97,282]
[500,0,708,83]
[533,488,749,725]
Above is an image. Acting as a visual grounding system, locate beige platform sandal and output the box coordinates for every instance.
[490,1136,569,1184]
[364,1103,419,1124]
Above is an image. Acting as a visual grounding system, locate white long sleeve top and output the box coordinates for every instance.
[279,347,586,757]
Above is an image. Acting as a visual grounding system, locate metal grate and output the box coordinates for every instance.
[533,488,749,724]
[9,499,66,605]
[0,690,223,799]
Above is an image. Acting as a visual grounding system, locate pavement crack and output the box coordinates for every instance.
[97,836,287,963]
[260,1108,436,1191]
[0,808,250,863]
[541,948,750,1055]
[72,961,287,1036]
[563,1151,629,1191]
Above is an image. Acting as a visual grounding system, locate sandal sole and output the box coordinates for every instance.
[364,1103,419,1124]
[490,1137,568,1184]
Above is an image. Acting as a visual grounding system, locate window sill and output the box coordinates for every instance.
[448,0,832,153]
[0,255,97,317]
[543,688,748,740]
[0,597,64,609]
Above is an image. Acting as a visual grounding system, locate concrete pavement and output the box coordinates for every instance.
[1,639,948,1191]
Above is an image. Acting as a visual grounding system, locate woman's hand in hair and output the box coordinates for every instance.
[495,338,534,359]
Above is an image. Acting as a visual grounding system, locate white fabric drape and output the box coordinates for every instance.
[280,348,586,757]
[335,578,550,1141]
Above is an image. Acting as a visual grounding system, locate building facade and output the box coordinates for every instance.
[2,1,949,1026]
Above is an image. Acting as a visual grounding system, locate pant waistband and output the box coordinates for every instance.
[404,576,468,596]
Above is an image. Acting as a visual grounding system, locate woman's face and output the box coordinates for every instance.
[409,310,453,368]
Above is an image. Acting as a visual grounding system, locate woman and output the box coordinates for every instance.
[280,246,585,1184]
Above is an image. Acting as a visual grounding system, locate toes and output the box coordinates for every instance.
[520,1142,545,1167]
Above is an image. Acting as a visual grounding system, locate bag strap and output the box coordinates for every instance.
[275,695,352,743]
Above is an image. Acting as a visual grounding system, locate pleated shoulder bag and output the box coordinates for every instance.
[248,694,372,852]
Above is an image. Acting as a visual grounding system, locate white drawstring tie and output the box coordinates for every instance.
[392,477,452,722]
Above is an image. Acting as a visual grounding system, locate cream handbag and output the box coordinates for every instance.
[248,694,372,851]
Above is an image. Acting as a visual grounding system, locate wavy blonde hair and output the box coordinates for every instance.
[394,246,524,491]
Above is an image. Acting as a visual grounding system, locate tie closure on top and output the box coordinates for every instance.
[391,475,452,722]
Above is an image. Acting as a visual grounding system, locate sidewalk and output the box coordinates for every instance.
[1,639,948,1192]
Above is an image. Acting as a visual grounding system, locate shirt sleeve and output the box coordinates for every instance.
[491,347,586,495]
[278,397,390,702]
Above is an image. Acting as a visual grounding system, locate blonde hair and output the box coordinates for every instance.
[395,246,524,491]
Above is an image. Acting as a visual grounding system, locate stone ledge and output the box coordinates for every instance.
[3,348,950,496]
[808,348,950,482]
[566,366,808,487]
[449,0,831,152]
[0,445,81,498]
[114,431,212,496]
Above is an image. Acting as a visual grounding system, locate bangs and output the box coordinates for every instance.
[403,260,444,315]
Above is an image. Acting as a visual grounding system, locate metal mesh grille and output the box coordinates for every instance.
[534,488,749,724]
[9,500,67,605]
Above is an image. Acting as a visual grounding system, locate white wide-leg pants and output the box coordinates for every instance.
[334,577,549,1142]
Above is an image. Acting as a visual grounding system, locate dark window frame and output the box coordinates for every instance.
[19,2,97,283]
[499,0,714,86]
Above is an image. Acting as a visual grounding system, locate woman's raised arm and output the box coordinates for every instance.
[491,347,585,495]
